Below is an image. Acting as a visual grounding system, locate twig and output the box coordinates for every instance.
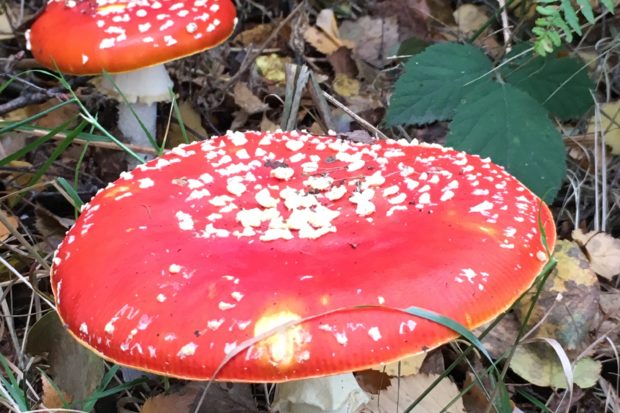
[321,91,389,140]
[496,0,512,51]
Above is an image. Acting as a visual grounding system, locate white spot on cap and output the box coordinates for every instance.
[178,342,197,358]
[255,188,279,208]
[81,54,89,64]
[536,251,547,261]
[138,178,155,188]
[470,201,494,214]
[176,211,194,230]
[285,140,304,152]
[271,167,295,181]
[156,293,167,302]
[368,327,382,341]
[79,323,88,335]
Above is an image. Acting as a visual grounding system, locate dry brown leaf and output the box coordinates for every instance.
[233,23,275,46]
[587,101,620,155]
[304,26,342,55]
[41,374,72,409]
[315,9,344,43]
[0,211,18,242]
[0,12,14,40]
[166,100,207,147]
[339,16,399,66]
[515,240,599,352]
[141,385,198,413]
[573,229,620,279]
[232,83,269,115]
[260,115,279,132]
[303,9,354,55]
[359,374,466,413]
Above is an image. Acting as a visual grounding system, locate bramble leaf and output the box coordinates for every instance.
[447,83,565,202]
[386,42,494,125]
[501,46,593,120]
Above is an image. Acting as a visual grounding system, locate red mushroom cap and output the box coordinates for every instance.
[51,131,556,382]
[28,0,236,74]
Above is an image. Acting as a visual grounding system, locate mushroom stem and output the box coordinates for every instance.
[273,373,369,413]
[103,65,173,168]
[117,101,157,167]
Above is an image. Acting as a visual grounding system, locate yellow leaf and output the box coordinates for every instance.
[166,101,207,147]
[141,384,199,413]
[453,4,489,34]
[255,54,290,83]
[572,229,620,279]
[333,73,360,97]
[587,100,620,155]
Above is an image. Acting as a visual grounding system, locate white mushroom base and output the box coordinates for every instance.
[273,373,369,413]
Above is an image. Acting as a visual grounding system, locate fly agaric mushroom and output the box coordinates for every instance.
[27,0,236,166]
[51,131,555,411]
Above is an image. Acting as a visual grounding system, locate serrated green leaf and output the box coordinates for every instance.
[501,47,593,120]
[447,83,565,202]
[386,42,494,125]
[560,0,582,35]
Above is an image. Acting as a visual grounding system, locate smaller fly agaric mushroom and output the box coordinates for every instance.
[51,131,555,412]
[27,0,236,166]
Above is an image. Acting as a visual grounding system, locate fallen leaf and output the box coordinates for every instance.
[478,312,520,359]
[339,16,400,66]
[0,211,18,242]
[41,374,72,409]
[333,73,361,97]
[304,26,342,55]
[167,100,208,147]
[141,382,257,413]
[587,100,620,155]
[26,312,105,411]
[273,374,369,413]
[233,83,269,114]
[233,23,276,46]
[572,229,620,279]
[260,115,279,132]
[360,374,466,412]
[303,9,355,55]
[371,353,426,376]
[453,4,488,34]
[0,11,14,40]
[255,54,290,83]
[510,342,601,389]
[141,385,198,413]
[515,240,600,352]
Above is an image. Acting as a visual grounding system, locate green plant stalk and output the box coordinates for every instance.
[0,120,71,167]
[27,119,87,187]
[0,99,77,136]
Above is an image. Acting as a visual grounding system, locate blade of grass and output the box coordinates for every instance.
[27,119,87,187]
[0,99,77,136]
[55,177,84,211]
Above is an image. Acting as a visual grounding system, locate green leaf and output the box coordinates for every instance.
[386,42,494,125]
[576,0,595,22]
[600,0,615,13]
[560,0,582,35]
[501,46,593,120]
[447,83,566,202]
